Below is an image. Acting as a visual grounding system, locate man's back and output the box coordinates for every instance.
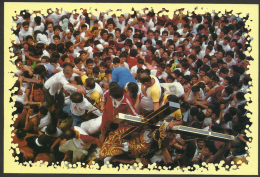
[112,66,137,88]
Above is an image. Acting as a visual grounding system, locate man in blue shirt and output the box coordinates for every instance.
[34,61,60,81]
[106,64,137,89]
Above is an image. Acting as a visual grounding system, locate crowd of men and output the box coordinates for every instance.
[10,6,253,170]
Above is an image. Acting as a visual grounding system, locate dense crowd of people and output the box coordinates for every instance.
[10,7,253,170]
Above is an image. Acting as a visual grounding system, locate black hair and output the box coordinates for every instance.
[74,57,82,64]
[92,67,100,74]
[33,65,46,75]
[113,57,120,64]
[48,43,56,52]
[45,124,57,135]
[191,74,198,80]
[33,83,43,90]
[85,78,96,89]
[61,54,69,62]
[219,67,229,74]
[189,55,196,62]
[53,35,60,40]
[180,101,190,111]
[39,106,48,116]
[225,86,234,95]
[191,85,200,92]
[34,48,43,56]
[51,52,60,60]
[145,39,152,45]
[212,75,220,83]
[196,59,203,68]
[236,92,245,100]
[30,104,39,114]
[73,31,80,37]
[196,112,205,122]
[228,107,237,117]
[12,101,24,116]
[181,62,190,70]
[70,92,83,103]
[37,134,49,146]
[127,82,138,98]
[28,45,35,54]
[226,51,234,58]
[224,113,233,123]
[22,21,29,27]
[65,41,73,49]
[109,84,124,99]
[190,106,199,117]
[16,128,27,139]
[100,29,108,37]
[190,67,198,73]
[64,129,76,140]
[167,95,179,103]
[100,62,108,68]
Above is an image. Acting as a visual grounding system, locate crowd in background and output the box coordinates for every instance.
[9,6,253,170]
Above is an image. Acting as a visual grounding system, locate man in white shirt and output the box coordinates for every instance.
[43,64,85,107]
[45,22,54,39]
[37,106,51,130]
[150,63,168,82]
[218,36,231,52]
[143,12,155,29]
[18,22,34,42]
[130,59,147,78]
[63,92,102,126]
[47,8,67,26]
[41,124,63,138]
[33,16,45,32]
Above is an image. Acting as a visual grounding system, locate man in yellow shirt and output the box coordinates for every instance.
[80,75,103,104]
[162,94,183,124]
[138,72,161,116]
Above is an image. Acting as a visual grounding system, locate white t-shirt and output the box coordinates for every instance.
[45,29,54,39]
[177,28,189,36]
[113,18,126,32]
[34,23,45,32]
[130,65,146,74]
[174,68,190,76]
[143,17,155,29]
[223,57,236,69]
[121,62,129,70]
[67,96,102,117]
[150,70,168,80]
[219,41,231,52]
[18,27,34,41]
[16,86,28,105]
[80,116,102,134]
[41,126,63,137]
[72,126,91,149]
[48,11,66,26]
[38,112,51,129]
[187,88,205,101]
[50,32,63,43]
[44,71,77,96]
[140,75,161,111]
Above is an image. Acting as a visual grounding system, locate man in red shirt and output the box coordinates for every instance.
[99,83,139,143]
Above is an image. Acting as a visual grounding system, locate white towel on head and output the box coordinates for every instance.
[36,33,49,44]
